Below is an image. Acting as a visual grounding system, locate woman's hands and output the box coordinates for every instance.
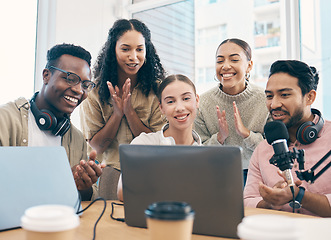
[216,101,250,144]
[233,101,250,138]
[107,78,134,118]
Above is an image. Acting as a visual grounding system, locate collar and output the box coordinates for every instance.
[160,123,202,145]
[15,97,30,110]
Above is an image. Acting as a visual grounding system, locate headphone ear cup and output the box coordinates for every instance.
[30,99,57,131]
[37,109,58,131]
[296,121,318,144]
[51,117,71,136]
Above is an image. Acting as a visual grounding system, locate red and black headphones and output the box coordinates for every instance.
[296,108,324,145]
[30,92,71,137]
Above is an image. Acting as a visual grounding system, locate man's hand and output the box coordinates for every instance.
[259,170,302,209]
[72,150,105,191]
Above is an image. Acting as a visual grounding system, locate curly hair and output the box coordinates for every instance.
[94,19,166,104]
[46,43,91,69]
[269,60,319,96]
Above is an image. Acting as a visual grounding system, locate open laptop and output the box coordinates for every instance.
[0,146,81,231]
[119,145,244,239]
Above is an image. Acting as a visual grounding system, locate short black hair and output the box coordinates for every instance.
[45,43,92,69]
[269,60,319,96]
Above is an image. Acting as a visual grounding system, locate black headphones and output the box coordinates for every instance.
[30,92,71,137]
[296,108,324,145]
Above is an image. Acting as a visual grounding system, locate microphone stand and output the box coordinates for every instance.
[269,147,304,172]
[269,147,304,213]
[296,149,331,184]
[270,148,331,212]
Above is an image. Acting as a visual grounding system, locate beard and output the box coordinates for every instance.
[285,108,304,129]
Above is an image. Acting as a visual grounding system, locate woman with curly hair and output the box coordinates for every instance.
[80,19,166,197]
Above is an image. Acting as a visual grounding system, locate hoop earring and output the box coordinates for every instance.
[245,72,250,81]
[214,74,219,82]
[161,114,167,122]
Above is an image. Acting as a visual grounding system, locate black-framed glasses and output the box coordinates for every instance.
[48,66,95,92]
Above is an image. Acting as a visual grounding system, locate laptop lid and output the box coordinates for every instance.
[119,145,244,239]
[0,146,81,231]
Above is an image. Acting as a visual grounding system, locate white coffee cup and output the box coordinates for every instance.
[145,201,195,240]
[237,214,301,240]
[21,204,79,240]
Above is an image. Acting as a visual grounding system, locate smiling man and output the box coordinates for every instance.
[244,60,331,217]
[0,43,103,200]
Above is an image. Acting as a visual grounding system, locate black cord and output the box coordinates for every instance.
[110,202,125,222]
[76,197,107,240]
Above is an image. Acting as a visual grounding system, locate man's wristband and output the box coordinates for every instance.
[289,186,305,209]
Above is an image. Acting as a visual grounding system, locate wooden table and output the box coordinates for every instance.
[0,201,315,240]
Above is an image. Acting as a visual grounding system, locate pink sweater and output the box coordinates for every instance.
[244,118,331,216]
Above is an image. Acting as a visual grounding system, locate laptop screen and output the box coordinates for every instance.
[120,144,244,238]
[0,146,80,231]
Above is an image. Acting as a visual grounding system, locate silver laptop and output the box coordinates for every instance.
[119,145,244,239]
[0,146,81,231]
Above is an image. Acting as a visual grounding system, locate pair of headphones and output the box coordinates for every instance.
[296,108,324,145]
[30,92,71,137]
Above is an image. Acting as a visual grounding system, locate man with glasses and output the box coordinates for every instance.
[0,43,103,200]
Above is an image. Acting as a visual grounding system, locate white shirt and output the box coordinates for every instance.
[28,108,61,147]
[130,123,202,145]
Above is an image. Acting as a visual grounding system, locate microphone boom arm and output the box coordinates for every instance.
[296,150,331,183]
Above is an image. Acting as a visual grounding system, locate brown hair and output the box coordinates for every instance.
[157,74,196,103]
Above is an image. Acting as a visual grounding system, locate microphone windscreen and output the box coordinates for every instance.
[264,121,289,145]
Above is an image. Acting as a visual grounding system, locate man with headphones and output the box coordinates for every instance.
[244,60,331,217]
[0,43,104,201]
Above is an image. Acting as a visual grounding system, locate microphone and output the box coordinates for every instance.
[264,121,295,191]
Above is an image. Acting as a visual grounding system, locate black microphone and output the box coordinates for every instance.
[264,121,295,190]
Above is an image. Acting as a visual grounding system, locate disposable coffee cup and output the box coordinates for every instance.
[237,214,301,240]
[21,204,79,240]
[145,201,195,240]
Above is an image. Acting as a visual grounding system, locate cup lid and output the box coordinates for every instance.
[21,204,79,232]
[145,201,195,220]
[237,214,301,240]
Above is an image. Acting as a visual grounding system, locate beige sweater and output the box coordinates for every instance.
[194,82,270,169]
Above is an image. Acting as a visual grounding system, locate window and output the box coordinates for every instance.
[197,25,227,45]
[299,0,331,119]
[132,0,195,79]
[0,0,37,104]
[254,20,280,48]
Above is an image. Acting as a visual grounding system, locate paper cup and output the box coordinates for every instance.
[237,214,301,240]
[21,205,79,240]
[145,201,195,240]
